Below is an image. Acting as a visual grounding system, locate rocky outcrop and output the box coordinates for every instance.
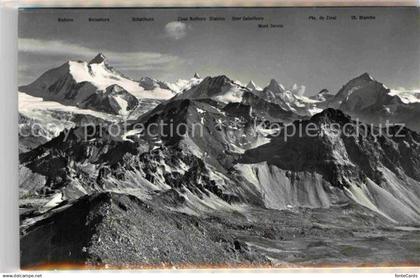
[79,85,138,115]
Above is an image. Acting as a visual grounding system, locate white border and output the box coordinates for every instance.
[0,3,19,273]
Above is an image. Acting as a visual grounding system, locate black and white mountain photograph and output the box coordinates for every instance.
[17,7,420,269]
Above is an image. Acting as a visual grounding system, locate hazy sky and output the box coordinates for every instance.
[18,7,419,95]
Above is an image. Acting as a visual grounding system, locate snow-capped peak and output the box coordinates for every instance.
[359,72,374,81]
[89,53,106,64]
[389,88,420,104]
[266,79,285,93]
[66,57,174,99]
[194,72,201,79]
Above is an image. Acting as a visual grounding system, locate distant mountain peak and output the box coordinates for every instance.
[268,79,279,87]
[193,72,201,79]
[174,74,245,101]
[318,88,329,94]
[310,89,333,102]
[104,84,125,95]
[138,76,173,91]
[310,108,352,125]
[351,72,375,83]
[89,53,106,64]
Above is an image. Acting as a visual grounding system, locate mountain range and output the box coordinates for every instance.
[18,54,420,268]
